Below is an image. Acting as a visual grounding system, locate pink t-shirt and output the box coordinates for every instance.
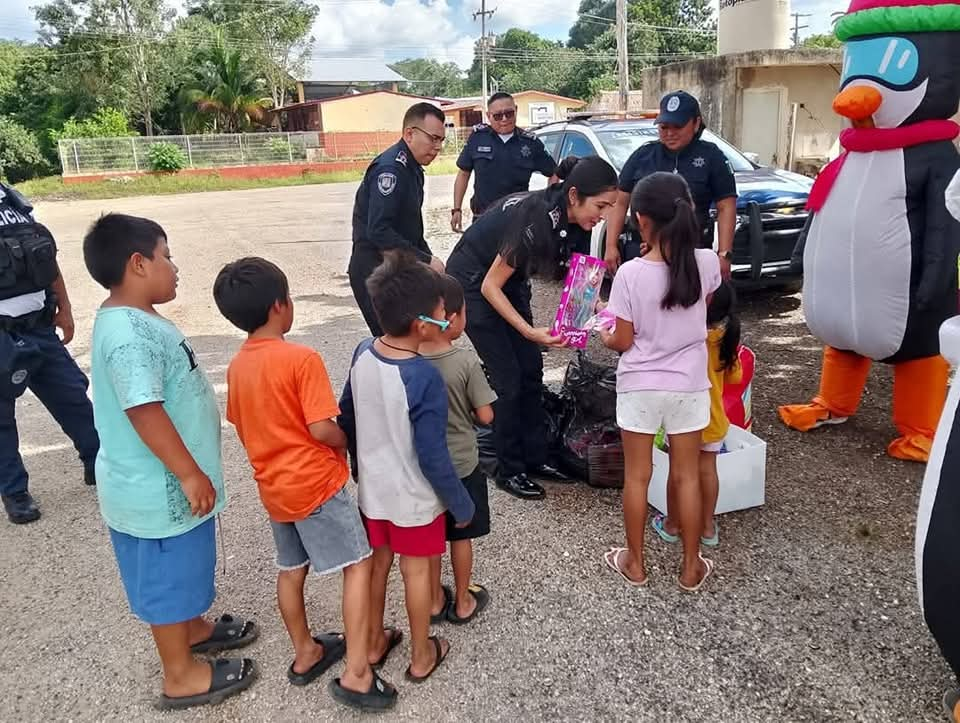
[606,248,721,393]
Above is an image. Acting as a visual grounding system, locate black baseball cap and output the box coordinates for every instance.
[656,91,701,126]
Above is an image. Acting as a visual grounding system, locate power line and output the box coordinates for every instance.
[791,12,812,47]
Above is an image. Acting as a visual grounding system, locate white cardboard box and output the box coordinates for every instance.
[648,424,766,516]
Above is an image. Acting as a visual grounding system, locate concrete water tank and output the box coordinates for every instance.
[717,0,791,55]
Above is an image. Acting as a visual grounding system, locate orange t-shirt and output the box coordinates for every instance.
[226,338,349,522]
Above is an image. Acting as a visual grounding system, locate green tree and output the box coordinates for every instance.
[568,0,615,49]
[467,29,576,98]
[184,35,272,133]
[802,33,842,49]
[390,58,470,98]
[0,118,48,183]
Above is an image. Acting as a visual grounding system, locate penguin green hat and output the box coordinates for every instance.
[835,0,960,41]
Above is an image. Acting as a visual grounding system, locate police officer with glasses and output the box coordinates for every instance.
[451,92,558,231]
[0,183,99,525]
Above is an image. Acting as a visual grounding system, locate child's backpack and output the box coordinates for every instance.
[723,345,755,431]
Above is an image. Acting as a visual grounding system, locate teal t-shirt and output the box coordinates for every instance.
[91,306,225,538]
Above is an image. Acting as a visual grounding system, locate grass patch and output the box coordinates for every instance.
[16,157,460,202]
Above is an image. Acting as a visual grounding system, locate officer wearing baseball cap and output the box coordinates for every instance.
[603,90,738,278]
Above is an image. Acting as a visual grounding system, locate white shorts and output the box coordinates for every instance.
[616,390,710,436]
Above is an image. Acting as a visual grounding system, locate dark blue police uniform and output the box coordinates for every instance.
[457,124,557,216]
[0,183,99,524]
[349,139,434,336]
[618,138,737,258]
[446,185,585,495]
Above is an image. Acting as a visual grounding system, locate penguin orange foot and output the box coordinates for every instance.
[887,434,933,463]
[778,402,849,432]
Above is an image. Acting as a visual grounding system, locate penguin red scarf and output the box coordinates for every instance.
[807,120,960,211]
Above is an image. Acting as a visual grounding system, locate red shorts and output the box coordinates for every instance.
[361,514,446,557]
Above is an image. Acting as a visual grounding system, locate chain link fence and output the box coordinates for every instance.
[58,128,473,177]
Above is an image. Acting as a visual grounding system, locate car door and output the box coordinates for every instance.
[529,130,564,191]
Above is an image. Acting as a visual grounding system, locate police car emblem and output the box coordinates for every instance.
[395,150,408,167]
[548,206,561,229]
[377,172,397,196]
[521,145,531,158]
[667,95,681,112]
[692,156,706,168]
[11,369,27,385]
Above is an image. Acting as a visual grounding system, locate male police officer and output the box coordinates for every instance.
[604,90,738,279]
[349,102,447,336]
[0,183,99,525]
[451,92,558,231]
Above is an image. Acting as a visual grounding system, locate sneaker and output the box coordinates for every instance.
[3,491,41,524]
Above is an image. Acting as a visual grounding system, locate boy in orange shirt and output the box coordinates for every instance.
[214,257,397,711]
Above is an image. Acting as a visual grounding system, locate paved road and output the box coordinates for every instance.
[0,177,949,722]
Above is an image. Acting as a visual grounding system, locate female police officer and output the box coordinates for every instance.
[603,90,737,279]
[446,156,618,500]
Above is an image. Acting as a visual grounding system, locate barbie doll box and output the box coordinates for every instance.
[552,253,606,349]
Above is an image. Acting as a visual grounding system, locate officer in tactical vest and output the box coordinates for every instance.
[451,92,558,231]
[0,183,99,524]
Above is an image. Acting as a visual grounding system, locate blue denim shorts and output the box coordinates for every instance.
[109,517,216,626]
[270,485,372,575]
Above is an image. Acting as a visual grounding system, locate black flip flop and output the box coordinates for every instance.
[287,633,346,686]
[190,614,259,654]
[329,672,398,711]
[431,585,453,624]
[404,636,449,684]
[371,627,403,668]
[157,658,257,711]
[446,584,490,625]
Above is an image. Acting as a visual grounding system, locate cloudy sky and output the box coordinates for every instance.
[1,0,846,68]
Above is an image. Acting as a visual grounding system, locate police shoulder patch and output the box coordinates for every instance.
[395,150,408,167]
[377,172,398,196]
[548,206,562,229]
[519,128,537,139]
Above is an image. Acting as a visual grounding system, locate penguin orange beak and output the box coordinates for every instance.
[833,85,882,122]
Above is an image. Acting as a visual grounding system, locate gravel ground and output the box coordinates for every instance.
[0,176,951,722]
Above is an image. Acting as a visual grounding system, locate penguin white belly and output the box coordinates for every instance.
[803,150,912,360]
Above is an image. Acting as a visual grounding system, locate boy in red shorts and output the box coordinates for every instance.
[339,251,475,683]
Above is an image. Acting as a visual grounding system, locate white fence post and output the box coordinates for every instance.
[287,132,293,163]
[72,141,81,176]
[58,141,68,176]
[238,134,244,164]
[131,138,139,172]
[186,136,194,168]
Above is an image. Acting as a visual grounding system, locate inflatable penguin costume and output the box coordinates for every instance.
[778,0,960,463]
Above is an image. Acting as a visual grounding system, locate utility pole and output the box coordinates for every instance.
[791,12,812,47]
[616,0,629,112]
[473,1,496,112]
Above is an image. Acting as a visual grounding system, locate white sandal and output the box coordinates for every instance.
[679,556,715,593]
[603,547,648,587]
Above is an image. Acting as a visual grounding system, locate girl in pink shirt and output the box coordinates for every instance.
[600,171,720,593]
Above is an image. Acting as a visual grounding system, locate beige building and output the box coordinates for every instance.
[441,91,585,129]
[642,49,844,174]
[271,90,445,133]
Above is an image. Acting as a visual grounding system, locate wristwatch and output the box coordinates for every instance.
[718,249,733,261]
[451,208,462,215]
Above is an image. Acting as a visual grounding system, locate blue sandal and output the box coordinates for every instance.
[651,513,680,543]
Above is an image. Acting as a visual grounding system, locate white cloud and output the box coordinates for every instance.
[489,0,582,34]
[309,0,477,67]
[1,0,39,40]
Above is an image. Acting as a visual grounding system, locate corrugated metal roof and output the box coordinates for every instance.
[300,58,407,83]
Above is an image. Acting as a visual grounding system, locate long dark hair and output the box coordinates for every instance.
[630,172,702,309]
[707,280,741,371]
[497,192,556,277]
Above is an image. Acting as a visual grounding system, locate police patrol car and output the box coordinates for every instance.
[529,113,814,289]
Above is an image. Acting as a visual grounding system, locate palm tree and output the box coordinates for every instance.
[185,34,272,133]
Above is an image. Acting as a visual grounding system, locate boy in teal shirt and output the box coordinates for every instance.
[84,213,258,710]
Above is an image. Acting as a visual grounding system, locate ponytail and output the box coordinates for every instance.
[554,154,618,199]
[630,172,702,309]
[707,280,742,371]
[497,193,556,276]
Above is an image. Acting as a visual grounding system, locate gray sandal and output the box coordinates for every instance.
[190,614,259,654]
[287,633,346,686]
[157,658,257,711]
[329,672,398,711]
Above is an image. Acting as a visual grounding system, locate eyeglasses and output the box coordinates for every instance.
[491,109,516,121]
[418,314,451,331]
[411,126,446,146]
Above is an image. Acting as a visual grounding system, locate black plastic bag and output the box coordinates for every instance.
[476,423,497,477]
[562,351,617,423]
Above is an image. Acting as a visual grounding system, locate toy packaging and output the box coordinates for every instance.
[553,253,607,349]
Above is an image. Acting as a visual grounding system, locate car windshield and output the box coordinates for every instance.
[596,126,755,173]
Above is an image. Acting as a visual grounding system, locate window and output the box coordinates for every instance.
[559,132,597,160]
[539,132,563,162]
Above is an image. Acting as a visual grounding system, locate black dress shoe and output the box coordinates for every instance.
[84,466,96,486]
[495,474,546,501]
[3,492,41,524]
[528,464,571,482]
